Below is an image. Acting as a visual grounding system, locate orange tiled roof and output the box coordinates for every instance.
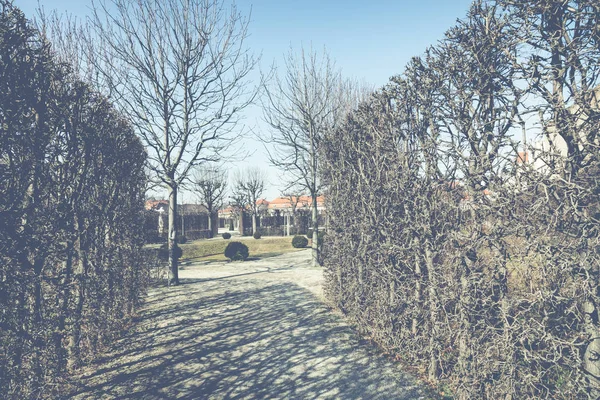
[269,197,293,206]
[145,199,168,210]
[219,195,325,214]
[267,195,324,209]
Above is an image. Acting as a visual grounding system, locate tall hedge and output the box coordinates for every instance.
[0,3,149,398]
[322,1,600,399]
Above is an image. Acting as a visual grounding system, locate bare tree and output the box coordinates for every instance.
[90,0,260,284]
[233,167,266,235]
[499,0,600,177]
[281,186,304,236]
[433,1,520,196]
[261,46,348,266]
[227,189,247,233]
[192,166,227,236]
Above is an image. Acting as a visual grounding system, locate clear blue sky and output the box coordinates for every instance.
[14,0,475,201]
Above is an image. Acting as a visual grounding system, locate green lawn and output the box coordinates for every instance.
[179,236,305,262]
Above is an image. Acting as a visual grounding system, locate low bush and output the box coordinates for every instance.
[224,241,249,261]
[158,243,182,261]
[145,233,166,244]
[253,231,262,239]
[185,229,213,240]
[259,226,284,236]
[176,235,187,244]
[292,235,308,248]
[222,232,231,239]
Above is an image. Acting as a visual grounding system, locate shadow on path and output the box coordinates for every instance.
[68,273,435,399]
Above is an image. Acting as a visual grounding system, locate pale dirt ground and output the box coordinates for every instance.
[66,250,439,399]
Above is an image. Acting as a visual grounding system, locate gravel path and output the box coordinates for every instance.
[67,250,438,399]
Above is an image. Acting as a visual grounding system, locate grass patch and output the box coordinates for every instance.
[179,236,304,262]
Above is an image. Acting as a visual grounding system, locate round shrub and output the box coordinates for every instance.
[253,231,262,239]
[158,243,183,261]
[222,232,231,239]
[292,235,308,248]
[224,241,249,261]
[176,235,187,244]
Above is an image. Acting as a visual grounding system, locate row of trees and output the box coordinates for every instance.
[189,165,267,237]
[232,167,267,235]
[322,0,600,398]
[0,2,150,398]
[192,166,227,235]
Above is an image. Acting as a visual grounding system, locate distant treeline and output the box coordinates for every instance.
[322,1,600,399]
[0,2,149,398]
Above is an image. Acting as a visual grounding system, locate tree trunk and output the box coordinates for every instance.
[211,213,219,237]
[286,214,290,236]
[11,289,26,395]
[181,213,185,237]
[67,279,85,371]
[583,300,600,396]
[31,256,45,386]
[311,193,319,267]
[168,184,179,285]
[412,254,422,336]
[458,253,473,382]
[425,244,440,382]
[252,213,257,235]
[68,217,87,371]
[238,211,244,234]
[56,245,74,373]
